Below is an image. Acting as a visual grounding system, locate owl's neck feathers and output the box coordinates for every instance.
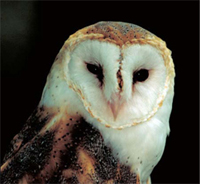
[38,75,173,183]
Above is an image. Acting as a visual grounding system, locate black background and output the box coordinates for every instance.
[1,1,199,184]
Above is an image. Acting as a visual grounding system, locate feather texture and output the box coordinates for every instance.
[1,21,175,184]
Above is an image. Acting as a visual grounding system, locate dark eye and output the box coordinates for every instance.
[133,69,149,83]
[86,63,103,84]
[87,63,101,75]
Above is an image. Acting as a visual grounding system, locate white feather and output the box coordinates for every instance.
[39,39,174,183]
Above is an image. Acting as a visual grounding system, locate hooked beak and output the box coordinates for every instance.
[108,93,123,121]
[110,102,120,120]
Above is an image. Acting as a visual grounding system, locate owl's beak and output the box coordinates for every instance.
[110,103,120,120]
[109,93,122,121]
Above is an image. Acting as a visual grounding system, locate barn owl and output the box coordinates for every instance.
[1,21,175,184]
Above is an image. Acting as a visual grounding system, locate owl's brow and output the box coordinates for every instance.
[85,61,104,72]
[84,60,101,66]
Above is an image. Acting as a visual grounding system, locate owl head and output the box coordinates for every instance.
[40,21,175,130]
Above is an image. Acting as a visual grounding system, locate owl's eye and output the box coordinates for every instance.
[87,63,101,75]
[133,69,149,83]
[86,63,103,84]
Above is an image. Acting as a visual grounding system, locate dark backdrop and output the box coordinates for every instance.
[1,1,199,183]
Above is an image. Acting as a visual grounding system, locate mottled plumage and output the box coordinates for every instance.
[1,21,175,184]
